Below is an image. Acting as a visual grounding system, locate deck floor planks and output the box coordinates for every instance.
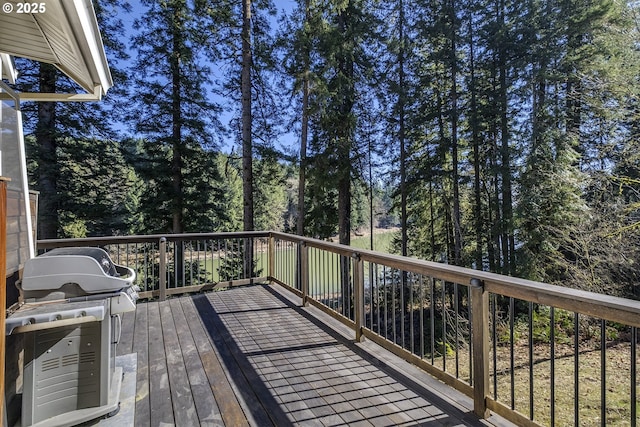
[192,294,277,426]
[130,301,150,427]
[168,297,223,426]
[180,296,250,427]
[120,284,513,427]
[147,301,175,426]
[159,300,200,425]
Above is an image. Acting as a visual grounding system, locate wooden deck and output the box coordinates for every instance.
[118,284,512,427]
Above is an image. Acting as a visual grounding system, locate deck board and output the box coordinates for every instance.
[147,301,174,426]
[131,301,150,427]
[192,294,276,426]
[180,297,245,426]
[160,300,199,425]
[120,284,513,427]
[169,298,221,425]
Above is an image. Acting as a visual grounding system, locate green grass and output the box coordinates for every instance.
[180,229,397,289]
[199,252,270,283]
[350,230,397,253]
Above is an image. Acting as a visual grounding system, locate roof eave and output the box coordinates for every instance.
[0,0,112,99]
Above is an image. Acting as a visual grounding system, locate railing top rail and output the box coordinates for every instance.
[37,231,272,249]
[270,231,640,327]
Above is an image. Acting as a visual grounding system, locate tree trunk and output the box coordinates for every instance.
[398,0,411,314]
[498,0,515,275]
[171,5,183,234]
[398,0,407,259]
[297,0,310,237]
[337,3,354,317]
[436,89,452,263]
[336,6,353,247]
[170,3,185,285]
[37,63,58,239]
[449,0,462,266]
[242,0,254,233]
[242,0,254,277]
[468,13,483,270]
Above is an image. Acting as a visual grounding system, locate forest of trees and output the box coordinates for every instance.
[10,0,640,298]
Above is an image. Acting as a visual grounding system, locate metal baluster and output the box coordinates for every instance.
[420,275,424,360]
[375,263,380,334]
[529,301,534,421]
[400,269,405,348]
[442,280,447,372]
[189,240,193,286]
[323,249,327,306]
[393,268,397,345]
[632,326,637,427]
[551,307,555,427]
[369,262,374,331]
[468,284,473,384]
[601,319,607,427]
[289,240,293,286]
[383,265,388,341]
[510,297,515,409]
[410,273,414,355]
[467,285,472,383]
[455,282,459,378]
[575,312,580,426]
[492,294,497,400]
[430,277,435,365]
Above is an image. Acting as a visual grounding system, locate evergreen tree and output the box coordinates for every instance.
[279,0,318,235]
[254,154,287,231]
[517,0,635,285]
[303,0,377,243]
[211,153,244,232]
[54,137,138,237]
[129,0,221,233]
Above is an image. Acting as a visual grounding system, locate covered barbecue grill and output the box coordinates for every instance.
[6,247,138,427]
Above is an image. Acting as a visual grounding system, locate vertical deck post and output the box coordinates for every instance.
[300,241,309,306]
[268,234,275,283]
[471,278,490,418]
[353,252,365,342]
[159,237,167,301]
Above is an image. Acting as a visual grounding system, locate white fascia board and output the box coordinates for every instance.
[69,0,113,95]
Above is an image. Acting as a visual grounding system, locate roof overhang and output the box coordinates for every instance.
[0,0,112,102]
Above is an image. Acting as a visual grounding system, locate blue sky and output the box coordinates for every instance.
[117,0,299,154]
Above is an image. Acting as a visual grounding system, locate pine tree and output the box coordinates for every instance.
[129,0,220,233]
[516,0,634,284]
[52,137,138,237]
[280,0,316,236]
[254,154,287,231]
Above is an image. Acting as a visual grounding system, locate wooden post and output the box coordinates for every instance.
[353,252,365,342]
[268,235,275,283]
[0,178,8,424]
[300,242,309,306]
[159,237,167,301]
[471,278,490,418]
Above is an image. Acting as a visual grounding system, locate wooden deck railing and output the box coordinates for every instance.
[38,231,640,426]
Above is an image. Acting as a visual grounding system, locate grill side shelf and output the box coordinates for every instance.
[5,302,106,335]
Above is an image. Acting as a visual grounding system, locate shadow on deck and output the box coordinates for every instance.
[117,284,513,427]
